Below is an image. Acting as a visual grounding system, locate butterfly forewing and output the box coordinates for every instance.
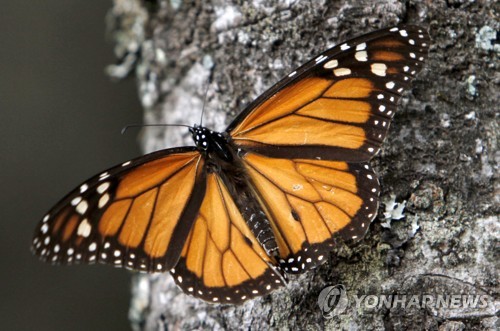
[228,25,430,162]
[32,148,206,273]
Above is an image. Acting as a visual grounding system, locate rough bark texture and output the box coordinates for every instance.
[106,0,498,330]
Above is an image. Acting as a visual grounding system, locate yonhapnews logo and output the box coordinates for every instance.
[317,284,348,318]
[318,284,493,319]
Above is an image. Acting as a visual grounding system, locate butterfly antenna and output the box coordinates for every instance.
[121,123,192,135]
[199,79,210,127]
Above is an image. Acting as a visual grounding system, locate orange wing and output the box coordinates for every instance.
[32,148,206,273]
[171,173,286,304]
[228,25,430,162]
[241,152,379,273]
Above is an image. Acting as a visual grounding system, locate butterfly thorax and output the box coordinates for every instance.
[189,125,233,163]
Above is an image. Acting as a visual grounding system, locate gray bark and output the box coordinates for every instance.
[106,0,498,330]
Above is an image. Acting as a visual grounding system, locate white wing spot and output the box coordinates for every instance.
[356,42,366,51]
[368,147,374,152]
[54,244,60,253]
[390,27,399,32]
[99,172,110,180]
[104,242,110,249]
[80,184,88,193]
[101,253,107,259]
[76,200,88,215]
[77,219,91,237]
[355,51,368,62]
[43,214,50,223]
[386,81,395,89]
[315,55,327,63]
[323,59,338,69]
[97,182,110,194]
[371,63,387,76]
[399,30,408,37]
[318,255,324,261]
[379,105,386,112]
[177,276,183,283]
[44,237,50,245]
[41,223,49,234]
[71,196,82,206]
[377,94,384,100]
[67,248,74,256]
[89,242,97,252]
[409,52,416,59]
[340,43,350,51]
[114,250,121,257]
[333,68,351,77]
[409,39,415,45]
[98,193,110,208]
[122,161,131,167]
[288,70,297,77]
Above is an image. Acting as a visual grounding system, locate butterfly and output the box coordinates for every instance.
[32,25,429,304]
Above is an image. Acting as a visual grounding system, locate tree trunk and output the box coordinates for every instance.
[107,0,498,330]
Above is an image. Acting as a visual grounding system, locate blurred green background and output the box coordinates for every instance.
[0,1,143,330]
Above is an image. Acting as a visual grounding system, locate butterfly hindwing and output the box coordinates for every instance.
[32,148,206,273]
[241,153,379,273]
[228,25,430,162]
[171,173,286,304]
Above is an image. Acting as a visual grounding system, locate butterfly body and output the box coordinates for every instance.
[33,25,429,304]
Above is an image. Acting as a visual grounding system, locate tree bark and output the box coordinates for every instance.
[107,0,498,330]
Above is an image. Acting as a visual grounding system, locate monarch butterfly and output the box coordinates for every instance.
[32,25,429,304]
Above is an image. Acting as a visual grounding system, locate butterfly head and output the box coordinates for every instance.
[189,125,211,151]
[189,125,233,162]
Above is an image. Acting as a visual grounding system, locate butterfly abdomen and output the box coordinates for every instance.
[214,147,280,258]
